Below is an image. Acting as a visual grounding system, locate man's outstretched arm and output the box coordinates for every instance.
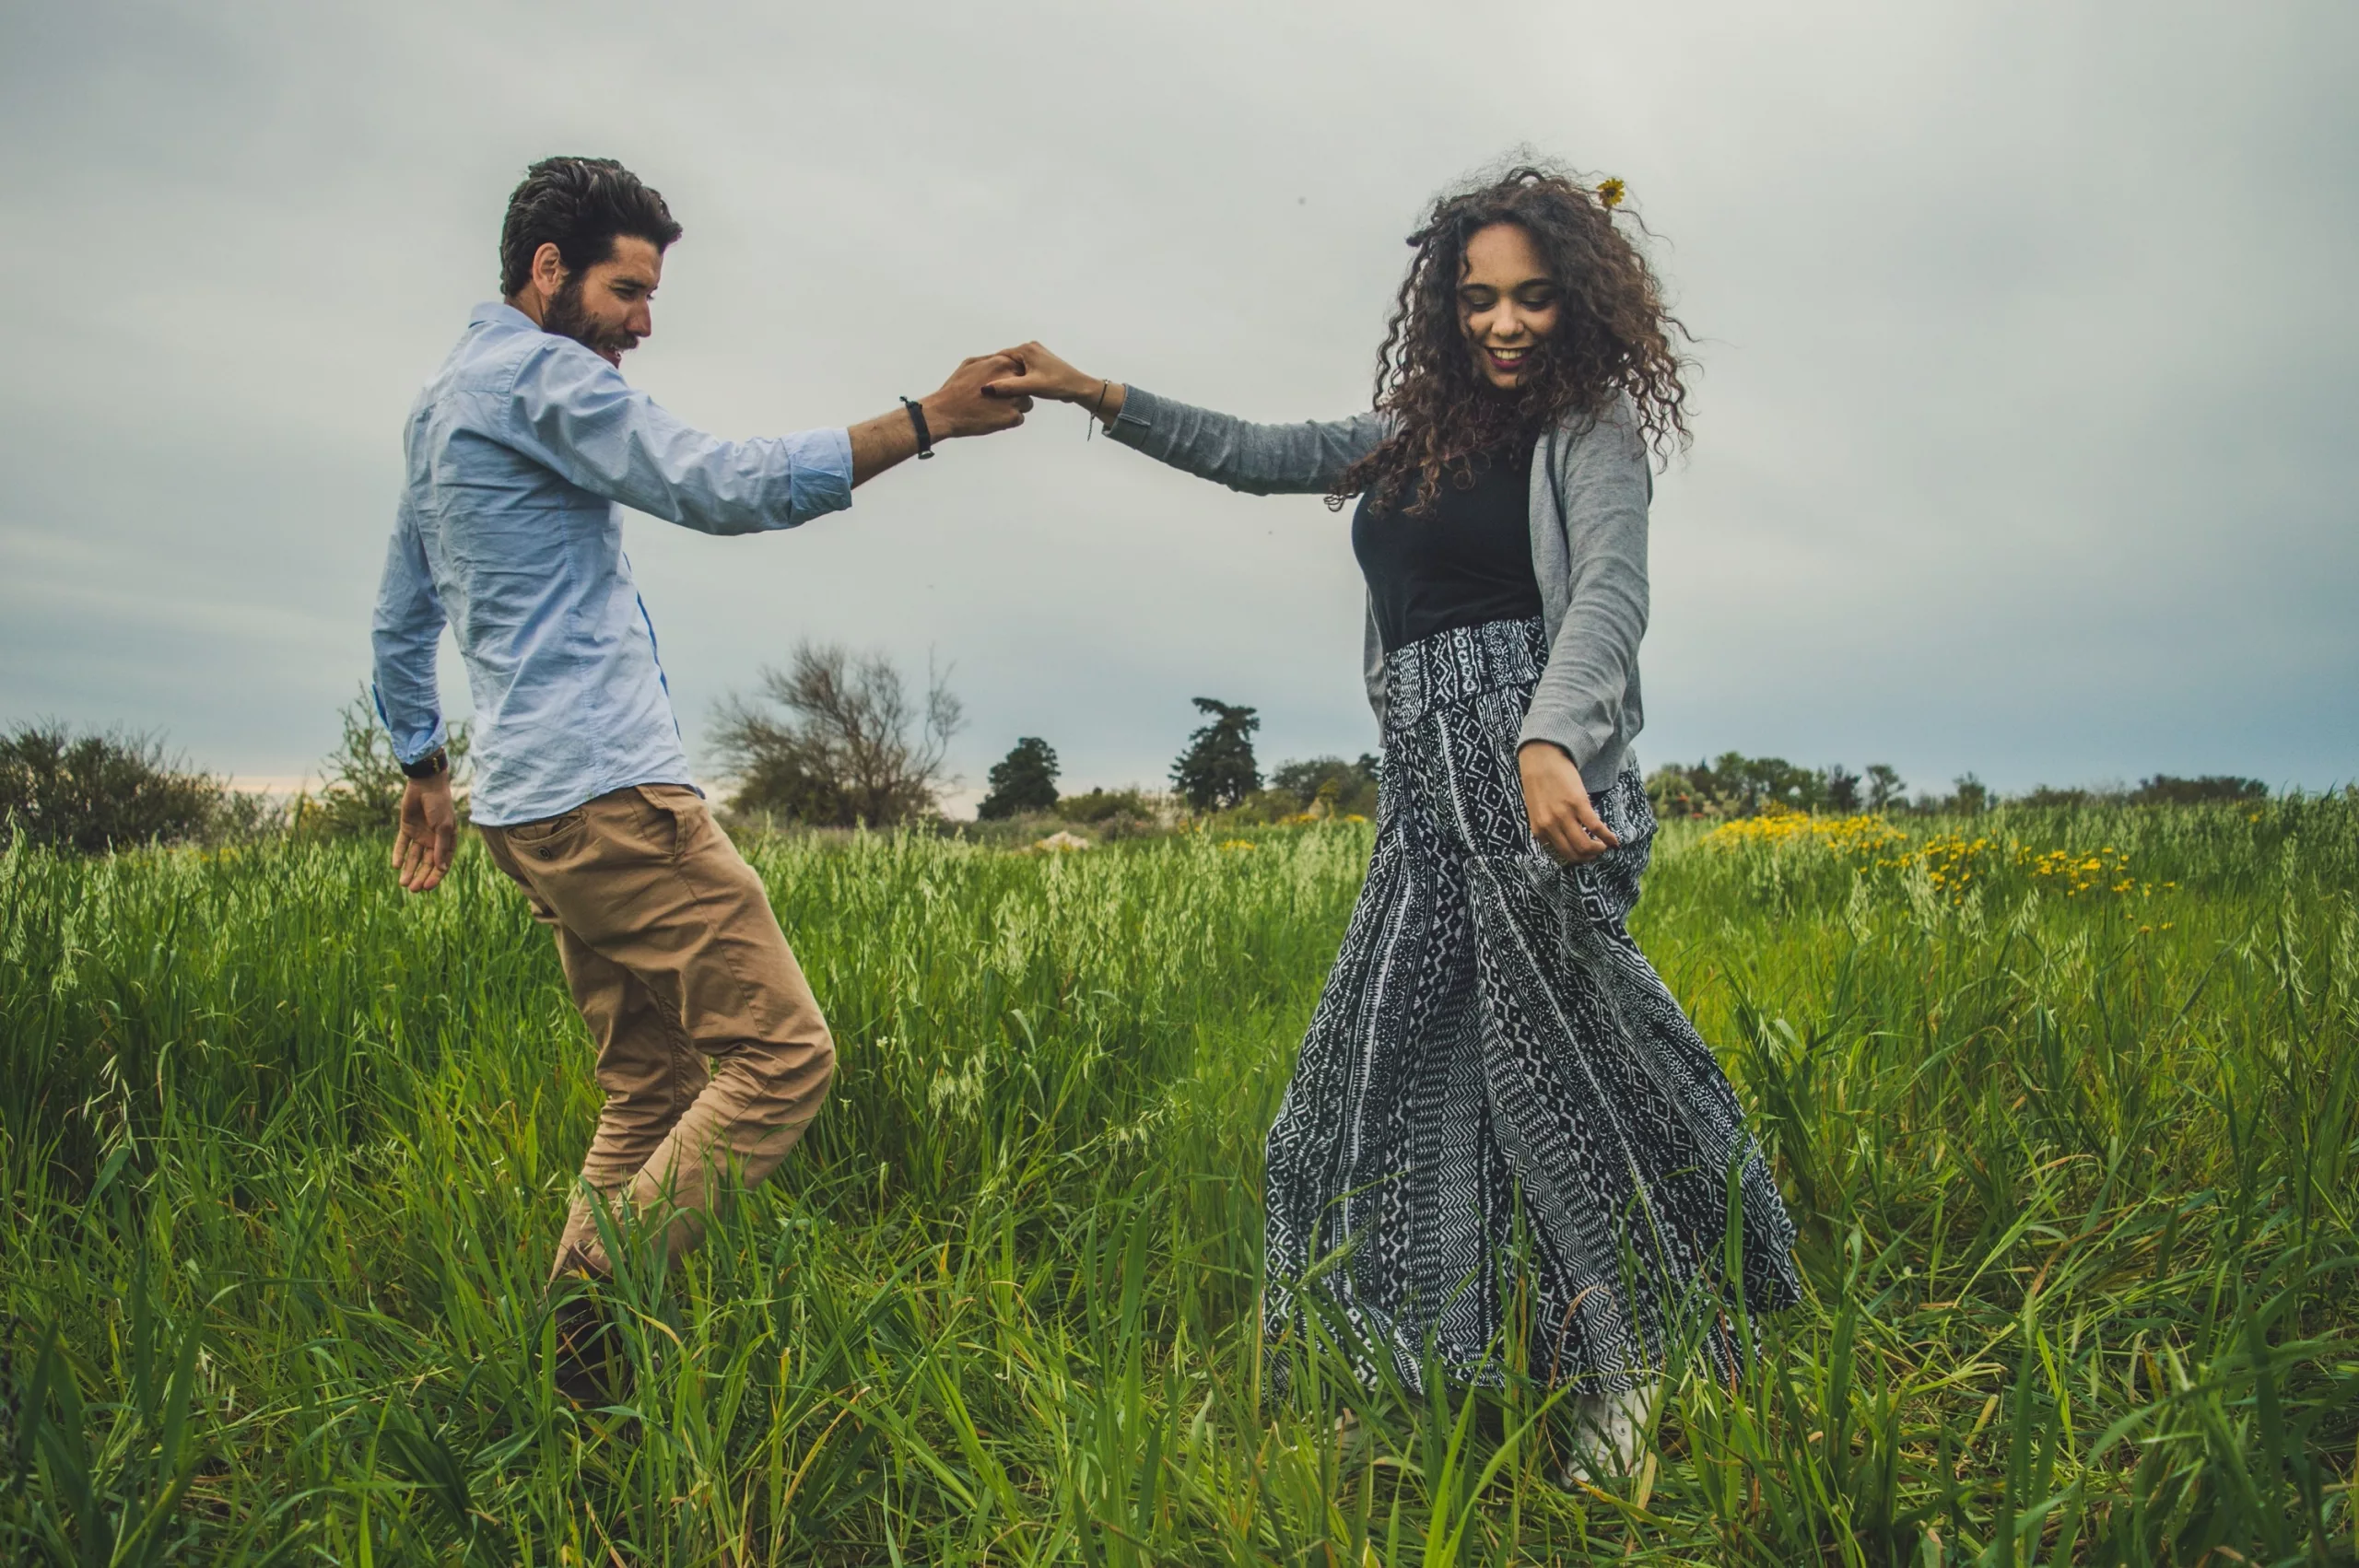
[506,350,1033,534]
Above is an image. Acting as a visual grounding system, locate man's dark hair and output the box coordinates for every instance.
[498,157,683,297]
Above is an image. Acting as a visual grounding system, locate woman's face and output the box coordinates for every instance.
[1457,222,1561,391]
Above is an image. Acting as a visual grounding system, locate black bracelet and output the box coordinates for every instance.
[899,396,934,460]
[401,747,449,781]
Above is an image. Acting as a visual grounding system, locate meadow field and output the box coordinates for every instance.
[3,796,2356,1564]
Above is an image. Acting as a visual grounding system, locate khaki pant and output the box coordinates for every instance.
[479,784,835,1279]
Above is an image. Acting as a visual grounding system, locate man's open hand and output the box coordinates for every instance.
[393,775,457,893]
[1519,742,1621,865]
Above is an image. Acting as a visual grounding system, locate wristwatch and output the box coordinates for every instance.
[401,747,450,781]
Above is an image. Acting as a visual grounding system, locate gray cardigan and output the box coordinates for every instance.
[1107,386,1651,790]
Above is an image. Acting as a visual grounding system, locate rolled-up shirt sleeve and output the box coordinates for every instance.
[500,338,853,533]
[370,503,449,766]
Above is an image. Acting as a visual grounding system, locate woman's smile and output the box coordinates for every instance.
[1482,343,1534,380]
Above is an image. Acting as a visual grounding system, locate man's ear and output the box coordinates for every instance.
[530,241,568,300]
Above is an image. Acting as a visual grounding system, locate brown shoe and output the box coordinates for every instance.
[547,1280,626,1407]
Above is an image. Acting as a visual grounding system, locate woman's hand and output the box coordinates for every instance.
[984,343,1127,426]
[1518,742,1620,864]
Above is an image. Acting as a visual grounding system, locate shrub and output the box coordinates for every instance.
[1268,755,1380,818]
[1645,765,1716,819]
[2017,784,2103,808]
[1218,788,1311,826]
[2131,774,2268,806]
[301,689,472,837]
[0,721,223,852]
[1056,787,1157,825]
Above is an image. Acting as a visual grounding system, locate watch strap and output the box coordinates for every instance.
[900,396,935,459]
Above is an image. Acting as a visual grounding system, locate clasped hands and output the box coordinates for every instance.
[908,342,1121,441]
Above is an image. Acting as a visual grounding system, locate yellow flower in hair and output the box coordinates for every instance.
[1596,178,1626,208]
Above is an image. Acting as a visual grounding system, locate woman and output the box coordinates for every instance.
[990,165,1800,1474]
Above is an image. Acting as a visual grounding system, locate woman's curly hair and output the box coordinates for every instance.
[1333,162,1693,517]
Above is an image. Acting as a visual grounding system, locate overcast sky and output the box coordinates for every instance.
[4,0,2353,806]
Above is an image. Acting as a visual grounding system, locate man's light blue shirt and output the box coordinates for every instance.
[372,302,853,826]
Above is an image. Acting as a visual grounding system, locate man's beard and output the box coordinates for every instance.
[542,277,639,363]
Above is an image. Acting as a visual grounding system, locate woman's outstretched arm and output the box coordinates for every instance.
[986,342,1386,497]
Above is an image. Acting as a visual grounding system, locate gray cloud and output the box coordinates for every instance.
[4,0,2353,802]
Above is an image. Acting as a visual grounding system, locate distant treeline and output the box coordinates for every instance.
[1644,753,2271,820]
[0,657,2298,857]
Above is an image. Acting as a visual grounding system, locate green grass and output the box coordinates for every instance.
[3,798,2355,1564]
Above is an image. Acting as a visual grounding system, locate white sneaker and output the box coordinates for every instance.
[1555,1380,1655,1489]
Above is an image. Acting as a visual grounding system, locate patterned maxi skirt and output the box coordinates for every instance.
[1262,617,1802,1395]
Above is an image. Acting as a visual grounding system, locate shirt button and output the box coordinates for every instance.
[536,847,555,860]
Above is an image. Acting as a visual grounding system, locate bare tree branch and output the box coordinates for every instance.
[711,641,964,827]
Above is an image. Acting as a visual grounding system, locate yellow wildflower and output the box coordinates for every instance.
[1596,178,1626,208]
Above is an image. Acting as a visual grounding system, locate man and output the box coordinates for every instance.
[370,157,1024,1386]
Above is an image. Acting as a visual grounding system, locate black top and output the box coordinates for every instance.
[1351,441,1543,656]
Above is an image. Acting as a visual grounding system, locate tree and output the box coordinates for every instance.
[0,721,223,852]
[1822,764,1862,813]
[712,642,964,827]
[1951,773,1990,815]
[1865,764,1907,812]
[978,737,1060,820]
[1170,698,1261,811]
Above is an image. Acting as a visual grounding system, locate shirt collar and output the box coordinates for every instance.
[469,299,539,332]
